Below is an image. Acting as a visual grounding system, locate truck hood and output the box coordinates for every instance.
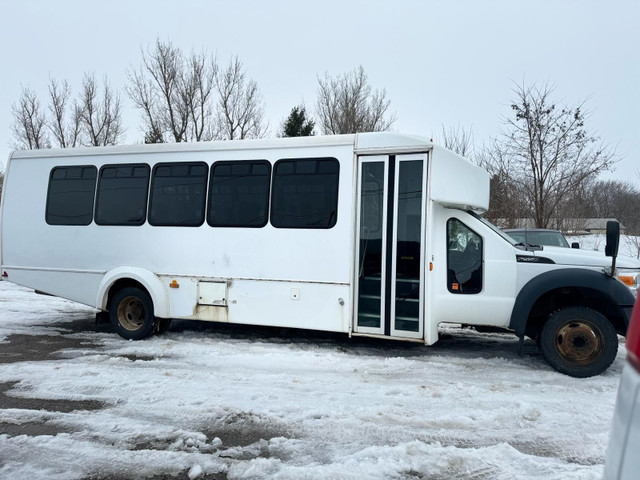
[529,246,640,270]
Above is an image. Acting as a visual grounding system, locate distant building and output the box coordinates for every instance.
[579,218,627,234]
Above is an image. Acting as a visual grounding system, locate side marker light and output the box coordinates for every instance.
[618,275,635,287]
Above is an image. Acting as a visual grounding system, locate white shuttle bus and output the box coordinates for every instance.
[1,133,639,377]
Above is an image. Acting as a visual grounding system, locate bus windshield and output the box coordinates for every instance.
[467,211,519,247]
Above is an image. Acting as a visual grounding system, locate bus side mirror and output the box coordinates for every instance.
[605,220,620,276]
[605,221,620,257]
[571,242,580,249]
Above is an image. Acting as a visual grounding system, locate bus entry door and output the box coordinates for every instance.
[354,153,428,339]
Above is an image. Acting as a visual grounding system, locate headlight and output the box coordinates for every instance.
[618,271,640,297]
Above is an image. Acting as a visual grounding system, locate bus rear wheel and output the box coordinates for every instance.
[109,287,156,340]
[539,306,618,378]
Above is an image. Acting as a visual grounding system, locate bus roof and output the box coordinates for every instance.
[9,132,438,160]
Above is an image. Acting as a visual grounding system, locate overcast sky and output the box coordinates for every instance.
[1,0,638,185]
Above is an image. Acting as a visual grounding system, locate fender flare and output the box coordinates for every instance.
[96,267,169,317]
[509,268,635,337]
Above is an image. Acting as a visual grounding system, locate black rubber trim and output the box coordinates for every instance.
[509,268,636,337]
[383,155,395,336]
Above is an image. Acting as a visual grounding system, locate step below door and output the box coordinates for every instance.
[354,153,427,339]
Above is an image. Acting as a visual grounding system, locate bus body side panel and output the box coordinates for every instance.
[225,280,349,332]
[1,143,355,334]
[151,275,350,333]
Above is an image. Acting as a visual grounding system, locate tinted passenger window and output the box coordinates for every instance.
[149,162,207,226]
[46,166,97,225]
[208,161,271,227]
[95,164,150,226]
[271,158,339,228]
[447,219,483,294]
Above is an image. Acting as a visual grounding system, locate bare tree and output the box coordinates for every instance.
[478,140,528,226]
[440,125,475,157]
[316,66,395,134]
[185,51,217,141]
[628,237,640,260]
[552,180,592,232]
[127,39,222,143]
[483,82,616,228]
[11,76,123,150]
[591,178,640,258]
[127,39,189,142]
[0,169,4,199]
[215,56,267,140]
[79,74,124,146]
[588,179,640,233]
[10,87,51,149]
[48,78,83,148]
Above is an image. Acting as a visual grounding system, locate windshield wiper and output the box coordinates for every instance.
[514,242,543,251]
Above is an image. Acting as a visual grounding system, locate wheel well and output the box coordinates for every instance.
[106,279,151,312]
[524,287,627,339]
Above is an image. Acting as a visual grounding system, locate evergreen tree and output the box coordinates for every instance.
[281,105,315,137]
[144,126,165,144]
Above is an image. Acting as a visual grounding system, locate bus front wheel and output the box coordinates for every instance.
[539,306,618,378]
[109,287,156,340]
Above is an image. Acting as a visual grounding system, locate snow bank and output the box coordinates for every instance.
[565,234,640,260]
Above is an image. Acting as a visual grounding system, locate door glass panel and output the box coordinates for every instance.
[394,160,423,332]
[357,162,385,328]
[447,218,483,294]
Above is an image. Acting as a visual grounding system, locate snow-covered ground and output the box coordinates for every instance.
[565,234,640,260]
[0,280,623,480]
